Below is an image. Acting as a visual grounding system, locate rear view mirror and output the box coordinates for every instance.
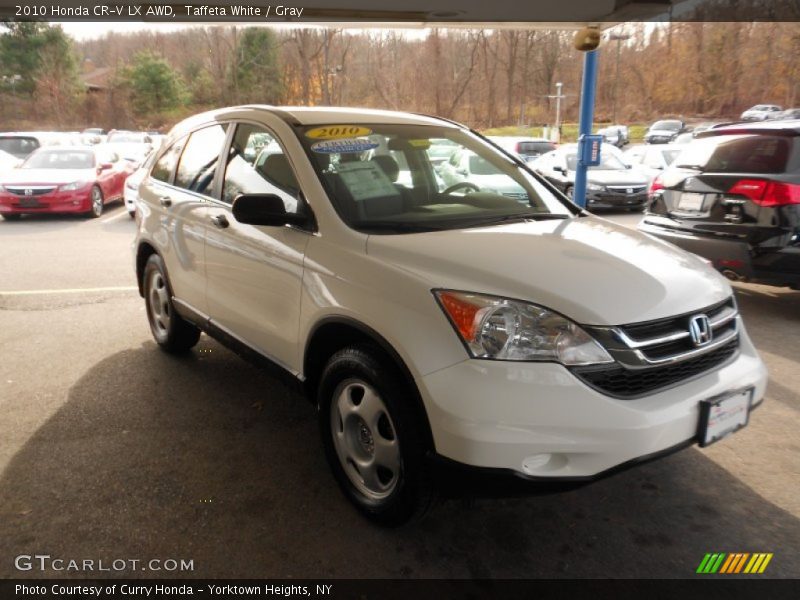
[232,194,308,227]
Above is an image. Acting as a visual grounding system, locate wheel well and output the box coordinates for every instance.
[303,319,435,449]
[135,242,157,297]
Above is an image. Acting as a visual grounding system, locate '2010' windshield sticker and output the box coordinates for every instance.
[311,138,379,154]
[306,125,373,140]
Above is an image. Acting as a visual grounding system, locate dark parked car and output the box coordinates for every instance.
[639,120,800,288]
[531,143,649,210]
[644,120,686,144]
[768,108,800,121]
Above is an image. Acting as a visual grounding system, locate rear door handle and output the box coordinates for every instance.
[210,214,229,229]
[159,196,172,207]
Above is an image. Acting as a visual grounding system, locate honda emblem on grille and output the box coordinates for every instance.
[689,314,712,347]
[626,188,633,194]
[24,188,33,196]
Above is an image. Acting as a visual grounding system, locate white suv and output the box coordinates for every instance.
[134,106,767,524]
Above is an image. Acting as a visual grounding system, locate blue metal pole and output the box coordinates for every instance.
[573,49,599,209]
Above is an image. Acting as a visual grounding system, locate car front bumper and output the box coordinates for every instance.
[586,190,648,209]
[0,189,92,214]
[418,326,766,479]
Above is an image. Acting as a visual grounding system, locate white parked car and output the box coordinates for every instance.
[134,106,767,524]
[623,144,684,185]
[740,104,782,121]
[124,152,157,218]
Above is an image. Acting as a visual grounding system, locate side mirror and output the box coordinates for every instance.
[553,165,566,174]
[99,162,113,171]
[232,193,308,227]
[456,167,468,176]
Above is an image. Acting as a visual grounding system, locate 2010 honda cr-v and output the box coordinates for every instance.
[134,106,767,525]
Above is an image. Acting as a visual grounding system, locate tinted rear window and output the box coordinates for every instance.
[0,137,40,158]
[674,135,792,174]
[518,141,555,155]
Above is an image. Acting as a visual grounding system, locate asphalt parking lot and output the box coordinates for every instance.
[1,205,798,579]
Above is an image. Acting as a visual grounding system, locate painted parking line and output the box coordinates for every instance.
[98,208,129,224]
[0,286,138,297]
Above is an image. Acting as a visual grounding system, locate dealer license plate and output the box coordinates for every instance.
[698,388,753,447]
[677,192,706,211]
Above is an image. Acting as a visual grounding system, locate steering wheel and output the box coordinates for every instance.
[442,181,480,195]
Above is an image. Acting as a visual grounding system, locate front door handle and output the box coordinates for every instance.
[210,214,229,229]
[159,196,172,207]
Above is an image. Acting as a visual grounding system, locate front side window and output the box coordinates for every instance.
[296,123,574,233]
[174,124,228,195]
[221,123,302,214]
[566,151,626,172]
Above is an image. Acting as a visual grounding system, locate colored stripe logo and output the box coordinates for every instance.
[696,553,773,574]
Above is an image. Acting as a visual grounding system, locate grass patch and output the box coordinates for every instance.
[482,123,649,144]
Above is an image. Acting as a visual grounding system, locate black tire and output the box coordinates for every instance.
[143,254,200,353]
[565,186,574,201]
[318,345,435,526]
[87,186,104,218]
[2,214,22,221]
[128,211,136,219]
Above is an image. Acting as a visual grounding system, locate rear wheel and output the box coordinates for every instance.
[143,254,200,353]
[318,345,435,526]
[87,186,104,218]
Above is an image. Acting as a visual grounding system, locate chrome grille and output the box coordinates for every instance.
[6,186,56,196]
[607,185,647,194]
[576,297,741,398]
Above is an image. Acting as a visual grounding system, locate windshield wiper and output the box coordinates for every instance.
[356,221,449,233]
[458,212,571,228]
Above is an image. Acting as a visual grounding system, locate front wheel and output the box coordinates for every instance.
[143,254,200,353]
[565,186,574,201]
[87,186,104,218]
[318,346,435,526]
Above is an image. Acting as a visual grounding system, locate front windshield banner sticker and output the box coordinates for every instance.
[311,138,380,154]
[306,126,373,140]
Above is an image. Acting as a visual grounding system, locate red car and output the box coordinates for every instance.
[0,146,133,220]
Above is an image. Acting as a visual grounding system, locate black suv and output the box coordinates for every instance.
[639,120,800,288]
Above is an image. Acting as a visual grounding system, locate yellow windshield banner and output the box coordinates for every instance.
[306,126,373,140]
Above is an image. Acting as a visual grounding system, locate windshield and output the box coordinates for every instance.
[566,152,626,171]
[22,149,94,169]
[652,120,681,131]
[0,137,40,159]
[108,132,146,144]
[297,124,574,233]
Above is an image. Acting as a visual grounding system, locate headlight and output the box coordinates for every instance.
[586,182,605,192]
[59,181,87,191]
[434,290,614,366]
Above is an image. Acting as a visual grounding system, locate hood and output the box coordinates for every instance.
[587,170,648,186]
[0,168,95,186]
[366,216,731,326]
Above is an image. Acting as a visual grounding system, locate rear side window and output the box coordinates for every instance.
[174,124,228,194]
[151,137,186,183]
[675,135,791,174]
